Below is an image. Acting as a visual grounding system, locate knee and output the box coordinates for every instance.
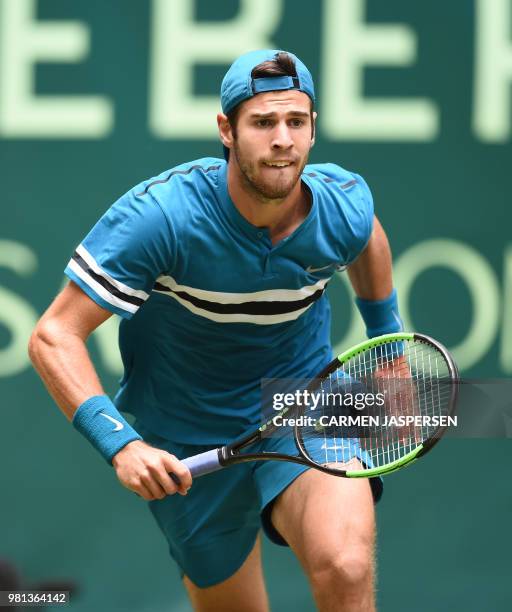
[309,549,373,592]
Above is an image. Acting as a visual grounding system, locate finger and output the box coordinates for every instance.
[140,471,167,500]
[169,472,181,486]
[147,463,180,496]
[164,454,193,492]
[163,455,192,494]
[134,482,155,501]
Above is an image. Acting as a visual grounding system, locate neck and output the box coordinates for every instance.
[227,160,310,242]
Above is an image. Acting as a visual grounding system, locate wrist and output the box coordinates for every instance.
[355,288,403,339]
[111,439,144,467]
[72,395,142,464]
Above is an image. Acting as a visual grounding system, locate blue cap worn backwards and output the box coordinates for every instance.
[220,49,315,115]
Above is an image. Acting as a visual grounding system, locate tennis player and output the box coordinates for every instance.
[29,50,402,611]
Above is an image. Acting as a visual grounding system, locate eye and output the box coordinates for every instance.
[256,119,272,128]
[289,118,305,128]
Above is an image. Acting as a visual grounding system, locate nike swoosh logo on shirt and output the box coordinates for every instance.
[306,263,347,274]
[100,413,124,432]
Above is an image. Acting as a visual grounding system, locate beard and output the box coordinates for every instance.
[233,141,308,201]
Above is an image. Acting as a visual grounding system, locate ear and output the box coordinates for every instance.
[311,111,317,148]
[217,113,234,151]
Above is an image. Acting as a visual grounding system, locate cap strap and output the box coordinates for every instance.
[252,75,300,94]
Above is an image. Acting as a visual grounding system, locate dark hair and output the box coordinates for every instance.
[227,52,312,137]
[251,51,298,80]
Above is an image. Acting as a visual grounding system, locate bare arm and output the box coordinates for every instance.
[29,281,111,419]
[348,217,408,381]
[347,216,393,300]
[29,281,191,499]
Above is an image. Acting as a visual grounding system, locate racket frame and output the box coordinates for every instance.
[294,332,459,477]
[181,332,459,479]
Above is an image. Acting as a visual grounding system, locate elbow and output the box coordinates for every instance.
[28,324,45,367]
[28,319,59,367]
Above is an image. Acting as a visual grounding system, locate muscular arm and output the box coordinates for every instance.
[348,217,408,381]
[29,281,191,499]
[347,216,393,300]
[28,281,111,419]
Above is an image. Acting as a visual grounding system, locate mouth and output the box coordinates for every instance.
[262,160,294,168]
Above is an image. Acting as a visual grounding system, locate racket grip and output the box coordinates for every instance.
[182,448,222,478]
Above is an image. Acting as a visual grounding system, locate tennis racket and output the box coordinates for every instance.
[173,332,458,481]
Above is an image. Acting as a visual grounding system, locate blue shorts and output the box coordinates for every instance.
[134,420,383,588]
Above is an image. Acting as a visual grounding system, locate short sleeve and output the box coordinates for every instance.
[64,188,175,318]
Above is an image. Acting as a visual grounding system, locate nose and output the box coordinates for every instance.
[271,121,293,150]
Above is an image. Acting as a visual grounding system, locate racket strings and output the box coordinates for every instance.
[300,339,454,472]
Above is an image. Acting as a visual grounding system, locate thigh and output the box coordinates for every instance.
[135,421,262,588]
[183,535,269,612]
[254,431,382,547]
[270,462,376,576]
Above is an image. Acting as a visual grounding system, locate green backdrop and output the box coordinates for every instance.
[1,1,510,610]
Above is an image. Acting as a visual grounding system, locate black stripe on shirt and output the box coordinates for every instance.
[72,251,145,307]
[153,282,326,315]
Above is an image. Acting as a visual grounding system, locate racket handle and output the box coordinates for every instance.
[181,448,222,478]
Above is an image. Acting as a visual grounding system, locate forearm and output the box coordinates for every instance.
[347,216,402,337]
[29,319,104,421]
[29,316,143,464]
[347,216,393,300]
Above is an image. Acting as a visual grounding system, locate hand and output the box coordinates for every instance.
[373,354,411,381]
[373,356,420,444]
[112,440,192,500]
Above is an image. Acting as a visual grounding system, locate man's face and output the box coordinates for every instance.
[228,90,315,201]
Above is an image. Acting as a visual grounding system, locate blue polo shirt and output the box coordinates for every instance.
[65,158,374,443]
